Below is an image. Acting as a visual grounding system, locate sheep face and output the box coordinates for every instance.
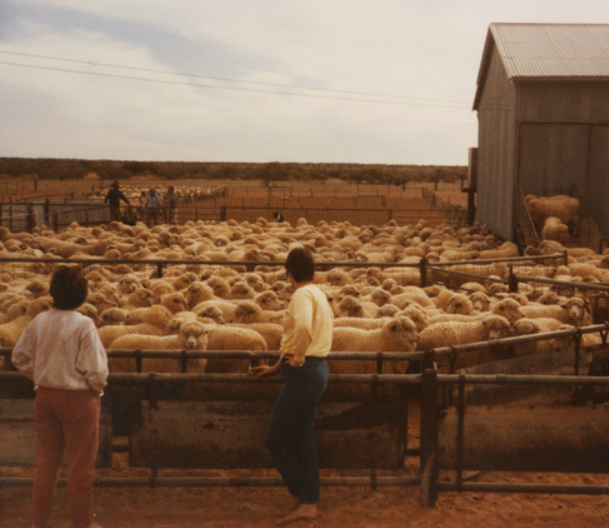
[446,294,474,315]
[233,302,260,324]
[228,282,255,300]
[118,274,140,295]
[160,292,188,314]
[383,317,420,352]
[336,296,364,318]
[562,297,589,326]
[206,277,231,299]
[370,288,391,307]
[512,319,540,336]
[197,305,225,324]
[492,298,525,325]
[100,308,126,326]
[126,288,154,308]
[25,279,49,299]
[482,315,511,340]
[255,291,284,311]
[178,322,209,351]
[469,292,490,312]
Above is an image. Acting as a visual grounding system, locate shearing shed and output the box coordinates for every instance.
[472,23,609,250]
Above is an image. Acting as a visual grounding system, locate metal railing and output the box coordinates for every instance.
[2,322,609,503]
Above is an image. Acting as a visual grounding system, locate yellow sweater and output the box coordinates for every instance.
[280,284,334,363]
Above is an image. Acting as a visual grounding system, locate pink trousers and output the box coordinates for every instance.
[33,388,101,528]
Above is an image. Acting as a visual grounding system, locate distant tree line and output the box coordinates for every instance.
[0,158,467,186]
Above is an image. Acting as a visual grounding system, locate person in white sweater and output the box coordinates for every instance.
[250,247,334,526]
[12,266,108,528]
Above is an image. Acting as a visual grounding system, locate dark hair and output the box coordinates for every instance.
[285,247,315,283]
[50,266,88,310]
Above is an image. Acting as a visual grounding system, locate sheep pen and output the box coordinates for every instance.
[2,178,609,528]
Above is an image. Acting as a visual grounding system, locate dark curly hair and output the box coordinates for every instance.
[285,247,315,283]
[50,266,88,310]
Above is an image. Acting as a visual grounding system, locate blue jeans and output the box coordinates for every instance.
[265,357,329,504]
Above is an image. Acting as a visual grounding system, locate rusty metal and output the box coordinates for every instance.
[0,475,421,489]
[456,374,466,492]
[437,482,609,496]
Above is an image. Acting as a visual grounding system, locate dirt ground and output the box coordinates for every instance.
[2,466,609,527]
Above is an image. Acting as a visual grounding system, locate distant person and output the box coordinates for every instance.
[145,188,161,227]
[103,180,130,222]
[163,185,179,225]
[138,190,147,219]
[27,202,36,233]
[12,266,108,528]
[273,211,284,223]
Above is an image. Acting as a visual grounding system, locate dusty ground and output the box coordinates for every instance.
[2,465,609,527]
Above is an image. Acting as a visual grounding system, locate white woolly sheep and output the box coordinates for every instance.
[117,274,141,295]
[419,314,511,369]
[541,216,569,242]
[119,288,155,311]
[98,304,174,348]
[329,316,419,374]
[232,301,285,325]
[192,299,238,323]
[228,323,283,351]
[185,282,215,309]
[0,297,53,347]
[108,321,209,373]
[529,195,580,231]
[100,307,128,326]
[419,314,511,351]
[159,292,188,314]
[203,324,268,373]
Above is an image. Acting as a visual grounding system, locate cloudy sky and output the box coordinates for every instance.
[0,1,606,165]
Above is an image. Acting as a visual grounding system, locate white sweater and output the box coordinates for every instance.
[12,308,109,395]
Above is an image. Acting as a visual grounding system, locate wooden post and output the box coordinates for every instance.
[508,267,518,293]
[419,257,428,287]
[420,368,439,506]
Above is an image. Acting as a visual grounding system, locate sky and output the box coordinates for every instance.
[0,1,607,166]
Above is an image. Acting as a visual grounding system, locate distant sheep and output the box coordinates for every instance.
[541,216,569,242]
[529,195,580,232]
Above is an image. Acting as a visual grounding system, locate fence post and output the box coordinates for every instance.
[420,368,439,507]
[221,206,226,222]
[419,257,428,287]
[44,199,50,227]
[508,267,518,293]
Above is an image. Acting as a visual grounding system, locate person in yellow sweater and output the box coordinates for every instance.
[250,246,334,526]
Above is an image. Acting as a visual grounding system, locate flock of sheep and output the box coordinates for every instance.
[526,194,581,242]
[0,192,606,377]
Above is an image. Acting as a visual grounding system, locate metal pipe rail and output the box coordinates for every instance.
[0,474,421,490]
[420,368,609,506]
[2,322,606,375]
[511,273,609,293]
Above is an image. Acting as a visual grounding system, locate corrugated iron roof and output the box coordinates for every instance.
[492,23,609,79]
[473,23,609,110]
